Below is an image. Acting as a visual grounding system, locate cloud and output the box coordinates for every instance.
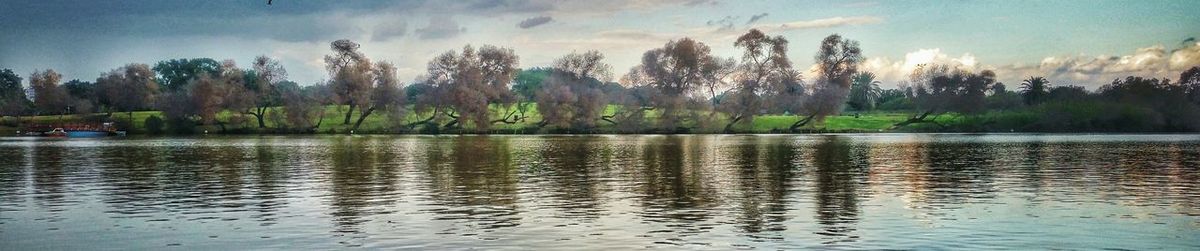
[859,48,980,86]
[746,13,769,24]
[860,42,1200,89]
[596,30,672,42]
[415,16,466,40]
[371,22,408,42]
[756,16,883,32]
[518,16,554,29]
[706,15,737,31]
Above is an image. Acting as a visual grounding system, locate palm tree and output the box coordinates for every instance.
[849,72,883,111]
[1019,76,1050,105]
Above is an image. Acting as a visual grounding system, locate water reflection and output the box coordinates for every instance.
[420,136,522,234]
[631,136,720,243]
[808,136,864,244]
[728,136,797,241]
[326,136,402,235]
[1,135,1199,250]
[530,136,609,221]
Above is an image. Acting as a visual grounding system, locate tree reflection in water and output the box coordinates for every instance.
[630,136,720,243]
[419,136,521,235]
[728,136,799,241]
[808,136,865,244]
[326,136,403,238]
[530,136,610,221]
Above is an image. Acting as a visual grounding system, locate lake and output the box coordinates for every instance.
[1,134,1198,250]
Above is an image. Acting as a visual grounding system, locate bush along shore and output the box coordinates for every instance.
[3,30,1199,135]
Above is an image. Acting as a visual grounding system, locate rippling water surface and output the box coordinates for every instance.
[1,134,1198,250]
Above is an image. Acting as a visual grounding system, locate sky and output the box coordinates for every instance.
[1,0,1198,89]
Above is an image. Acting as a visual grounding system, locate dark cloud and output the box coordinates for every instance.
[518,16,554,29]
[416,16,466,40]
[372,22,409,42]
[746,13,769,24]
[706,15,736,31]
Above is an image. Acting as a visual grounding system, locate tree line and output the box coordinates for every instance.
[2,29,1199,133]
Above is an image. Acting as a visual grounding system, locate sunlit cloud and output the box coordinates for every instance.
[861,42,1200,88]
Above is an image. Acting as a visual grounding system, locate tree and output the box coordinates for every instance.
[324,39,372,125]
[96,64,159,123]
[1019,76,1050,105]
[153,58,221,92]
[721,29,792,132]
[62,79,97,114]
[0,69,28,119]
[624,38,727,129]
[1180,66,1200,105]
[847,72,882,111]
[893,65,995,127]
[420,44,520,130]
[243,55,288,128]
[535,51,612,129]
[350,62,404,131]
[513,67,552,101]
[792,34,863,130]
[282,82,329,131]
[29,69,68,118]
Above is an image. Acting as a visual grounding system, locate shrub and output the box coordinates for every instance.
[167,117,195,134]
[144,116,165,135]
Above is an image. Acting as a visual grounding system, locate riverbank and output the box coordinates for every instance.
[3,106,951,135]
[6,103,1193,135]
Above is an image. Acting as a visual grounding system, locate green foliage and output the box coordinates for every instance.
[167,117,196,134]
[0,68,29,117]
[153,58,222,91]
[877,97,913,111]
[144,115,165,134]
[514,68,552,100]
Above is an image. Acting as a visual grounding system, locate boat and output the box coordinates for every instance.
[26,122,123,138]
[45,128,68,137]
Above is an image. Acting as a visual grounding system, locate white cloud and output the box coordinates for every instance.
[860,43,1200,89]
[859,49,980,86]
[756,16,883,33]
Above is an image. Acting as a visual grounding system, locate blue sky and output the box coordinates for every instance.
[1,0,1197,88]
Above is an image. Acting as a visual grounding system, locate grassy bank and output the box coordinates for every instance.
[2,104,948,134]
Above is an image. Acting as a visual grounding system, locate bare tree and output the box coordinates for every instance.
[29,69,68,119]
[420,45,520,130]
[188,73,227,126]
[350,62,404,131]
[96,64,158,123]
[791,34,863,131]
[720,29,793,132]
[625,38,727,130]
[242,55,288,128]
[535,50,612,129]
[892,65,994,128]
[282,82,329,131]
[324,39,372,125]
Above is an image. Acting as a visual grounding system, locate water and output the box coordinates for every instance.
[1,134,1197,250]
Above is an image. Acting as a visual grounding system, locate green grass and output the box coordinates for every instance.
[3,104,951,134]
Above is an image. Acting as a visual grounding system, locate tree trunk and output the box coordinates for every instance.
[256,107,267,128]
[723,115,744,133]
[442,110,460,129]
[311,114,324,132]
[891,111,941,128]
[351,106,376,131]
[342,104,355,125]
[789,114,817,132]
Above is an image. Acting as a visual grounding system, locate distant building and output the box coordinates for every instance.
[25,87,35,101]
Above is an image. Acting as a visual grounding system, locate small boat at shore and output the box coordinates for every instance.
[45,128,68,137]
[23,123,124,138]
